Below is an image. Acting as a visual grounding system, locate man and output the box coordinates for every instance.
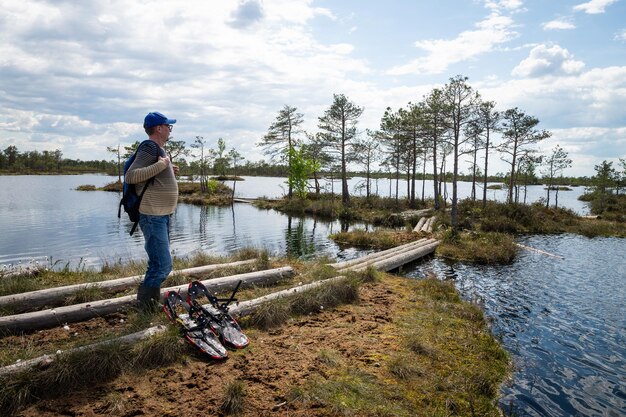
[126,111,179,310]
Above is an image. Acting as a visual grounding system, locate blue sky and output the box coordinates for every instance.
[1,0,625,177]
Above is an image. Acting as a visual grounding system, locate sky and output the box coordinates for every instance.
[1,0,625,177]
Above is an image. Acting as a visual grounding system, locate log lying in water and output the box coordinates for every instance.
[355,240,440,272]
[0,266,294,334]
[335,239,438,273]
[330,238,429,271]
[0,275,342,376]
[0,259,258,311]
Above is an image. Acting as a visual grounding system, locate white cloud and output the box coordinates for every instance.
[615,29,626,41]
[573,0,618,14]
[0,0,366,161]
[388,13,518,75]
[484,0,525,12]
[512,44,585,77]
[543,19,576,30]
[479,65,626,129]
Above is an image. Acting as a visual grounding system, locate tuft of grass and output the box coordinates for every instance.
[75,184,96,191]
[99,391,128,415]
[220,380,246,415]
[64,285,107,305]
[244,298,291,330]
[387,354,423,380]
[0,274,42,297]
[244,277,361,330]
[330,228,419,250]
[317,348,342,367]
[437,230,518,264]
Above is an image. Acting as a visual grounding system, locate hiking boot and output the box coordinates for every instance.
[137,284,162,313]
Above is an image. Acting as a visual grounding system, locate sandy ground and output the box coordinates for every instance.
[15,277,405,417]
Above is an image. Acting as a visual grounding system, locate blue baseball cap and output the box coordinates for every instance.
[143,111,177,128]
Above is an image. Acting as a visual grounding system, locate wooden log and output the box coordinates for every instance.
[337,239,437,273]
[515,243,564,259]
[0,266,294,333]
[329,238,428,270]
[230,276,346,317]
[351,240,440,272]
[0,259,258,310]
[421,216,435,232]
[399,208,432,218]
[0,325,168,377]
[413,217,427,232]
[426,216,436,233]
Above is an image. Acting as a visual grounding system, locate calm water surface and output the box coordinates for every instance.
[1,175,622,416]
[0,175,369,268]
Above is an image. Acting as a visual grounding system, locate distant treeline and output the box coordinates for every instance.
[0,144,598,187]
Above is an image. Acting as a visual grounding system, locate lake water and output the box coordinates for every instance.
[407,235,625,417]
[1,175,623,416]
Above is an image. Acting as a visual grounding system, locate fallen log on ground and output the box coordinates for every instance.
[0,266,294,333]
[0,259,258,311]
[413,217,427,232]
[420,216,435,232]
[0,325,168,377]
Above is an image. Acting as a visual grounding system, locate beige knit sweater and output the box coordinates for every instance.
[125,140,178,216]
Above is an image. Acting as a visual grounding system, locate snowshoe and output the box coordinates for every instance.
[187,280,249,349]
[163,290,228,360]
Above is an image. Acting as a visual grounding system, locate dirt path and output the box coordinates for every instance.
[17,278,405,416]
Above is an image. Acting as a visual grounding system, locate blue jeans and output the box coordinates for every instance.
[139,214,172,288]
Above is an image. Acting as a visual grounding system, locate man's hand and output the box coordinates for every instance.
[159,156,170,166]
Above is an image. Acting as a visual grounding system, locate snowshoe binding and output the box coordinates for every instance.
[187,280,249,349]
[163,290,228,360]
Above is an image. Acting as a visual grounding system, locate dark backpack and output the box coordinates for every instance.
[118,140,158,235]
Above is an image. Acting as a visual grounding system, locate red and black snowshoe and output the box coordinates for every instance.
[187,280,249,349]
[163,290,228,360]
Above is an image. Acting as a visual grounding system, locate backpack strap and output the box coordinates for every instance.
[130,141,160,236]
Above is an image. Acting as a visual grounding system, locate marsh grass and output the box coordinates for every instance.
[317,348,342,367]
[330,228,419,250]
[293,276,510,417]
[220,380,246,415]
[99,391,128,415]
[388,354,423,380]
[0,325,184,415]
[437,230,518,264]
[243,276,361,330]
[64,284,107,305]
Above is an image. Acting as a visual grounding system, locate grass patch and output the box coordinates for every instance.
[0,325,184,415]
[75,184,96,191]
[243,276,361,330]
[294,276,510,417]
[437,231,518,264]
[220,380,246,415]
[330,228,420,250]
